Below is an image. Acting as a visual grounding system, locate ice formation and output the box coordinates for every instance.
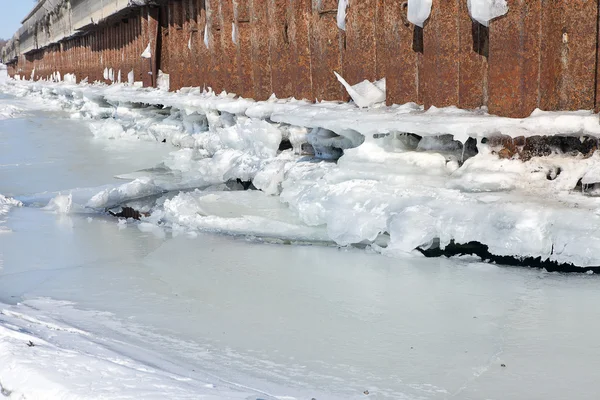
[337,0,349,30]
[467,0,509,26]
[0,194,22,233]
[5,78,600,267]
[334,72,386,108]
[407,0,432,27]
[141,43,152,58]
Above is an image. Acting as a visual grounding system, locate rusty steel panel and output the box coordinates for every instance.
[374,0,385,79]
[194,0,211,90]
[249,0,272,100]
[488,0,542,118]
[267,0,293,98]
[206,0,226,93]
[233,0,255,98]
[343,0,378,85]
[218,0,241,95]
[310,0,344,101]
[169,0,183,90]
[383,0,420,105]
[422,0,460,109]
[286,0,312,100]
[540,0,597,111]
[458,1,487,109]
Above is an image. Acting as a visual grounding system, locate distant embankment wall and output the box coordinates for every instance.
[3,0,600,118]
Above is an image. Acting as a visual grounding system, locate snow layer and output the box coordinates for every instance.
[5,79,600,266]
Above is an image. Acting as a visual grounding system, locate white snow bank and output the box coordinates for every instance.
[467,0,509,26]
[0,299,255,399]
[6,78,600,143]
[7,79,600,267]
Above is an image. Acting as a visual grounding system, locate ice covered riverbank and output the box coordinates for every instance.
[4,79,600,400]
[4,78,600,268]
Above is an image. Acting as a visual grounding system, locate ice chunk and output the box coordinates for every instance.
[334,72,386,108]
[337,0,349,30]
[141,43,152,58]
[467,0,509,27]
[43,194,73,214]
[407,0,432,27]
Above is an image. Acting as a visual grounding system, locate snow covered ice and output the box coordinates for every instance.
[3,74,600,399]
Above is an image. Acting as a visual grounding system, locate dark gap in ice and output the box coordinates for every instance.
[225,179,257,191]
[546,166,561,180]
[279,139,293,151]
[418,240,600,274]
[107,207,148,220]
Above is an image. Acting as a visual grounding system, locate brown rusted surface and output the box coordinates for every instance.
[233,0,255,98]
[6,0,600,118]
[249,0,272,100]
[383,0,420,106]
[488,0,542,118]
[310,0,344,101]
[267,0,293,99]
[540,0,597,111]
[458,1,487,109]
[286,0,312,100]
[422,0,460,109]
[219,0,240,95]
[343,0,377,86]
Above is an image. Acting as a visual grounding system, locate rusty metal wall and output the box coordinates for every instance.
[6,0,600,119]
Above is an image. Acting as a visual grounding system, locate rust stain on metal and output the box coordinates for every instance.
[219,0,240,95]
[233,0,255,98]
[458,0,487,109]
[287,0,312,101]
[310,0,344,101]
[343,0,377,86]
[267,0,293,99]
[249,0,272,100]
[422,0,460,109]
[383,0,420,106]
[540,0,596,111]
[488,0,541,118]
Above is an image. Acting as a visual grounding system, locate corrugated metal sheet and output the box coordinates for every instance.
[4,0,600,118]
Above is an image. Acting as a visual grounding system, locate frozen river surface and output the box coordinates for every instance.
[1,91,600,399]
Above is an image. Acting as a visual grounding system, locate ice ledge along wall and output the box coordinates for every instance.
[2,0,600,118]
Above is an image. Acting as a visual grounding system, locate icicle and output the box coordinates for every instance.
[407,0,432,28]
[467,0,508,27]
[231,22,238,45]
[337,0,349,31]
[204,23,209,49]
